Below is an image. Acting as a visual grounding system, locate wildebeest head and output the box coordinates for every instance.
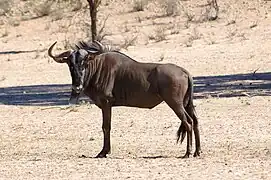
[48,41,100,104]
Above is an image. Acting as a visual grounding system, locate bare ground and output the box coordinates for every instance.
[0,0,271,179]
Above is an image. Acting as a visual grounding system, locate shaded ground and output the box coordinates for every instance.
[1,72,270,106]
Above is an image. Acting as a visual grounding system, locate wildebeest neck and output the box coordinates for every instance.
[84,54,117,97]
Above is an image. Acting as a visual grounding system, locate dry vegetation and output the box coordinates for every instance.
[0,0,271,179]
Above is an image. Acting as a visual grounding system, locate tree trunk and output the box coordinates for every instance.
[87,0,98,41]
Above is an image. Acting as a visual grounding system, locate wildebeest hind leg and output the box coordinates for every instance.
[183,111,194,158]
[165,100,193,158]
[186,106,201,157]
[176,109,192,158]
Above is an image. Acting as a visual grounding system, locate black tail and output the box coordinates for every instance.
[185,74,198,124]
[176,122,186,144]
[177,73,197,144]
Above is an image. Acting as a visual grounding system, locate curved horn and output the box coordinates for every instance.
[48,41,72,63]
[94,40,112,52]
[93,40,104,51]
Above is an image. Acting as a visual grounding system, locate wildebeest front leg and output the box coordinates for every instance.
[96,100,112,158]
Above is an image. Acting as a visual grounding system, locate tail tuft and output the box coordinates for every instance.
[176,122,186,144]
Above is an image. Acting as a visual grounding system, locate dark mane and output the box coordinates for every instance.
[73,40,112,54]
[73,40,137,61]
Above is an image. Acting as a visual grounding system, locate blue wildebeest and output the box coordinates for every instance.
[48,41,201,158]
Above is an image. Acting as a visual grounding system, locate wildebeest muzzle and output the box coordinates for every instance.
[72,84,83,93]
[69,89,80,105]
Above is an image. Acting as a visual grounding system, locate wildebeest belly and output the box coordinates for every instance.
[112,91,162,108]
[112,80,162,108]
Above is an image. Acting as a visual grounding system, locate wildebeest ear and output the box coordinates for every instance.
[85,53,97,61]
[53,51,72,63]
[85,49,99,61]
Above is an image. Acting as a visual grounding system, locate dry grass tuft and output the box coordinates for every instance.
[121,35,138,49]
[159,0,180,16]
[149,26,167,42]
[0,0,11,16]
[123,21,129,33]
[132,0,148,12]
[226,28,237,39]
[135,15,142,23]
[51,11,64,21]
[168,21,181,35]
[159,53,165,62]
[8,18,20,27]
[204,34,217,45]
[250,21,258,29]
[1,29,9,37]
[33,1,53,17]
[184,38,193,47]
[184,27,201,47]
[184,10,195,22]
[0,76,6,82]
[190,27,201,40]
[0,19,4,25]
[71,0,83,12]
[63,38,72,50]
[198,0,219,22]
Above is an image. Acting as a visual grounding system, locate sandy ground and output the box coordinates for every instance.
[0,0,271,179]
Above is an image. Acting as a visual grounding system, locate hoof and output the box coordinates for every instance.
[193,150,201,157]
[182,153,191,159]
[95,153,107,158]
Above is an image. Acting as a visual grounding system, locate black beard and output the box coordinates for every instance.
[69,89,81,105]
